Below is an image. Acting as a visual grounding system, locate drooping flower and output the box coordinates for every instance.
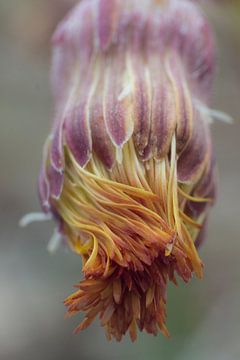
[39,0,217,341]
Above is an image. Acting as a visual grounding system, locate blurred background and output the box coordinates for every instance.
[0,1,240,359]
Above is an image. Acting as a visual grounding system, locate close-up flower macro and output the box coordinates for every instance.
[1,0,240,359]
[39,0,217,341]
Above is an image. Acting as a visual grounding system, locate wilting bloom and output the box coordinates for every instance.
[39,0,217,341]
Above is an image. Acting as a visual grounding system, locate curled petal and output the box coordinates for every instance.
[177,110,210,183]
[97,0,120,51]
[91,102,116,169]
[150,65,177,159]
[38,138,51,212]
[51,118,65,172]
[132,64,152,156]
[166,56,193,155]
[48,165,64,200]
[103,51,134,150]
[65,104,92,168]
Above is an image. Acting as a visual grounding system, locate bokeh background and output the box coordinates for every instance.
[1,1,240,359]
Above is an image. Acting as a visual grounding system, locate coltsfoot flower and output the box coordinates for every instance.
[39,0,217,341]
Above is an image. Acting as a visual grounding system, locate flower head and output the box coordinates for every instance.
[39,0,217,341]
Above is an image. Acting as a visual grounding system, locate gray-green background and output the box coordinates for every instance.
[1,1,240,359]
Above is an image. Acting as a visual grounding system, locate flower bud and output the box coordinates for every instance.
[39,0,217,341]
